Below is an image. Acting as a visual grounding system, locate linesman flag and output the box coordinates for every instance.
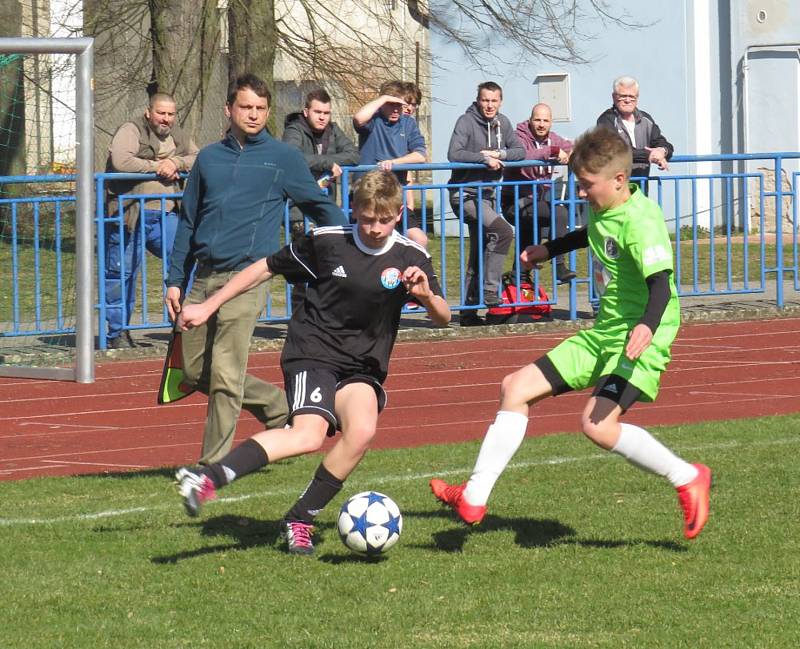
[158,331,196,404]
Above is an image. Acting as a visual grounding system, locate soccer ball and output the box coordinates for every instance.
[337,491,403,556]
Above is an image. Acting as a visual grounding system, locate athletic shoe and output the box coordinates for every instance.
[556,265,577,284]
[676,463,712,540]
[175,467,217,517]
[281,520,315,555]
[459,312,485,327]
[107,331,136,350]
[430,479,487,525]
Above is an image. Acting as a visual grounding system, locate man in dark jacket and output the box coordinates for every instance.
[596,76,673,189]
[282,88,358,310]
[165,74,348,465]
[282,88,359,235]
[448,81,525,326]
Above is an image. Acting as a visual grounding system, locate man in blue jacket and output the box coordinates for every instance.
[165,73,348,465]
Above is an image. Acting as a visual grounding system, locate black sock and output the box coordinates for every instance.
[284,463,344,524]
[202,439,269,489]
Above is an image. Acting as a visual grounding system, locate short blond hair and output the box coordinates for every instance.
[569,127,632,179]
[352,170,403,215]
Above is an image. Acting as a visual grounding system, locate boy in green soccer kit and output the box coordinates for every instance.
[431,127,712,540]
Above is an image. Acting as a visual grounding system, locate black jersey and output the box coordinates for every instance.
[267,225,444,382]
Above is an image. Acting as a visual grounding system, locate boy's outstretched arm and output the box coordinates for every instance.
[402,266,451,327]
[353,95,406,128]
[177,259,274,330]
[521,226,589,270]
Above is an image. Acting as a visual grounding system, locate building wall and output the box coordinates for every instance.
[428,1,800,230]
[730,0,800,168]
[429,4,693,184]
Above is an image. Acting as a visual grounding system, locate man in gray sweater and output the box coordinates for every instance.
[448,81,525,326]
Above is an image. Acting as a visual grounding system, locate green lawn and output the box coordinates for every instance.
[2,414,798,648]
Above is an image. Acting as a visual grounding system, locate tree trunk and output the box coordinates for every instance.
[0,2,26,179]
[148,0,222,134]
[227,0,276,90]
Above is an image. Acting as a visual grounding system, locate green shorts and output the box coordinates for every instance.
[545,322,676,402]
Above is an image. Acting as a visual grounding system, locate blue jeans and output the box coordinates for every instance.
[104,209,178,339]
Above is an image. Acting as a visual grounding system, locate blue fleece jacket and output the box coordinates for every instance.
[167,129,347,289]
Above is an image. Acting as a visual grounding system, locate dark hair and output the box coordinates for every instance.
[305,88,331,108]
[401,81,422,105]
[379,80,405,98]
[227,73,271,106]
[569,127,632,178]
[148,92,176,108]
[477,81,503,99]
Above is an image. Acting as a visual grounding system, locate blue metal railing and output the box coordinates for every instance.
[1,152,798,347]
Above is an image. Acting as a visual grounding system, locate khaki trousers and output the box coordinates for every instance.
[181,267,288,464]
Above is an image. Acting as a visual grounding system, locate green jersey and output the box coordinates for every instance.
[543,185,679,401]
[589,185,680,333]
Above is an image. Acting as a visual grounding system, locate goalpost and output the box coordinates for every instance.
[0,37,94,383]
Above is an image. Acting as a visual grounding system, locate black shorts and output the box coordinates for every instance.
[282,365,387,436]
[534,355,642,412]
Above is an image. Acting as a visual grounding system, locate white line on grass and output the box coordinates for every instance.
[1,435,797,528]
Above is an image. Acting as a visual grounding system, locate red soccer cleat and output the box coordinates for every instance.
[430,479,487,525]
[676,463,712,540]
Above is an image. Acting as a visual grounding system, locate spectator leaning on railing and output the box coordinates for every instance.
[103,92,198,349]
[282,87,359,237]
[283,88,359,311]
[447,80,525,326]
[596,75,673,193]
[502,102,576,284]
[352,80,428,247]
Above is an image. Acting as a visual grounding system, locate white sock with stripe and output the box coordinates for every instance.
[463,410,529,506]
[611,423,698,487]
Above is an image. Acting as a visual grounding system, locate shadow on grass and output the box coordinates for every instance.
[72,467,178,481]
[419,509,687,553]
[563,537,687,552]
[150,515,338,564]
[419,510,575,552]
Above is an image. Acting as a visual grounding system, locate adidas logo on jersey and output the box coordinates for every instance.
[332,265,347,278]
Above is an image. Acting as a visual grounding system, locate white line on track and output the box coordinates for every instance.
[0,434,797,527]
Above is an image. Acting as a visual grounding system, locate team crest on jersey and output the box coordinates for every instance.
[604,237,620,259]
[380,267,402,289]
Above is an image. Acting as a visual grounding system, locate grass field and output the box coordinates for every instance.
[2,414,799,648]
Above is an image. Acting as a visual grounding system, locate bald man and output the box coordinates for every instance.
[502,103,575,283]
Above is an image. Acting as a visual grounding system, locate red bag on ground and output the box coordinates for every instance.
[486,273,552,324]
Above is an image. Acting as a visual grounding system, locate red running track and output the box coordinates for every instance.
[1,317,799,480]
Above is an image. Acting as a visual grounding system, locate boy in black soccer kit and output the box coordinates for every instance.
[174,170,450,554]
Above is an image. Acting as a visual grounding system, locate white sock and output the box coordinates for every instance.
[463,410,529,506]
[611,423,698,487]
